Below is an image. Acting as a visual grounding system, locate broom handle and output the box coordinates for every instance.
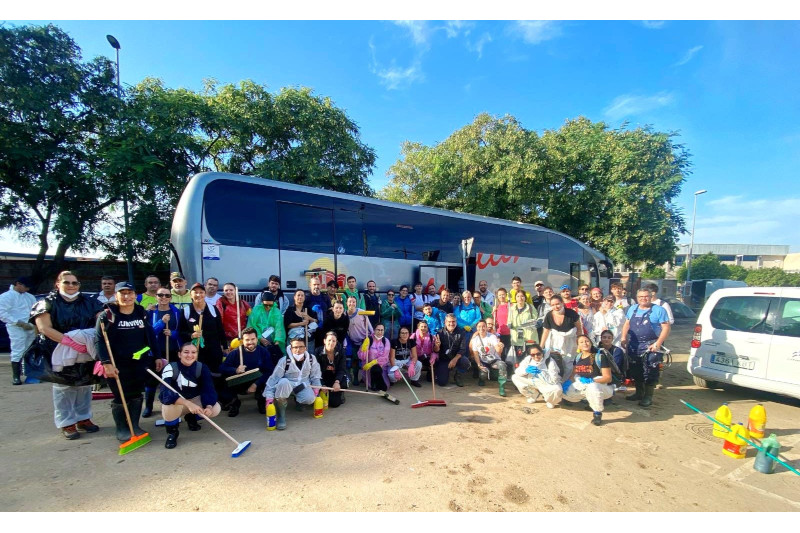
[235,286,243,367]
[100,321,136,437]
[146,368,240,447]
[313,385,388,397]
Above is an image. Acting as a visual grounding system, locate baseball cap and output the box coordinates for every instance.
[15,276,33,288]
[534,280,544,287]
[115,281,135,292]
[261,290,276,302]
[170,271,185,281]
[559,284,570,291]
[189,282,205,291]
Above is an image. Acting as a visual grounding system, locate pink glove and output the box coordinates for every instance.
[61,335,88,354]
[394,369,402,381]
[93,360,107,378]
[265,398,273,406]
[408,363,416,379]
[430,352,438,365]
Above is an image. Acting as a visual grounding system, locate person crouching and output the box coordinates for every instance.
[511,343,563,408]
[219,327,274,417]
[562,335,614,426]
[263,338,322,430]
[160,342,222,449]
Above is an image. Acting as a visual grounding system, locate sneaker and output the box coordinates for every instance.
[526,397,536,404]
[454,373,464,387]
[61,424,80,440]
[76,419,100,433]
[409,380,422,388]
[546,402,555,409]
[592,412,603,426]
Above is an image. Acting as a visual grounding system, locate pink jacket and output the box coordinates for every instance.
[359,335,391,367]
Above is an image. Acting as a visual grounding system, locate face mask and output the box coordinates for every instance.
[374,333,384,340]
[292,351,305,362]
[59,290,80,300]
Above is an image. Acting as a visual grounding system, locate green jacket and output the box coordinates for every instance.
[247,303,286,352]
[380,299,402,328]
[509,303,539,346]
[342,288,365,310]
[478,301,493,320]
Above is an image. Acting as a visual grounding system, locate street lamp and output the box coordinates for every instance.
[106,34,135,286]
[685,189,708,296]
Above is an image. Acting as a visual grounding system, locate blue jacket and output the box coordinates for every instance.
[396,295,414,327]
[147,304,181,355]
[422,313,443,336]
[454,303,481,330]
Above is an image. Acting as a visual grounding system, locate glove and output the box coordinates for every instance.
[394,369,403,381]
[430,352,438,365]
[526,366,541,376]
[579,377,593,385]
[360,338,370,352]
[264,398,273,406]
[230,338,241,349]
[93,360,107,378]
[16,320,34,331]
[464,325,471,332]
[408,363,416,378]
[562,380,573,394]
[61,335,88,354]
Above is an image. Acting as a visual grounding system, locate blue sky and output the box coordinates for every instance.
[3,16,800,255]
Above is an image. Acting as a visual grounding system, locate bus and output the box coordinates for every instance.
[170,172,613,298]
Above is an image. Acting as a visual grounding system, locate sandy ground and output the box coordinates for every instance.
[1,322,798,512]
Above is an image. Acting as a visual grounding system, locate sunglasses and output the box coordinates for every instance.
[530,352,543,357]
[61,281,80,286]
[157,293,172,298]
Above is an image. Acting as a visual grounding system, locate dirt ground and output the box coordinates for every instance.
[1,322,798,512]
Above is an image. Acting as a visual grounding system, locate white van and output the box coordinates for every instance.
[687,287,800,400]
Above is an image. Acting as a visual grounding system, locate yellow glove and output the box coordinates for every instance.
[464,325,472,332]
[362,359,378,371]
[360,338,370,352]
[230,338,241,349]
[246,309,252,317]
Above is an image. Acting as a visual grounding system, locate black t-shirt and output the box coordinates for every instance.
[391,338,416,360]
[572,352,608,379]
[435,301,454,315]
[543,309,580,333]
[283,306,318,333]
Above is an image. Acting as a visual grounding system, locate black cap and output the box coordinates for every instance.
[261,290,276,302]
[189,282,205,292]
[14,276,33,288]
[115,281,135,292]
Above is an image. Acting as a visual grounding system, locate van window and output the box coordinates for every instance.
[709,296,772,333]
[774,299,800,338]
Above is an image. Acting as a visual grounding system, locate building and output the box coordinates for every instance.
[674,244,789,270]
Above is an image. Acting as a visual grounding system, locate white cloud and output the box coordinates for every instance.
[443,21,473,38]
[467,32,493,59]
[369,37,425,90]
[675,45,703,66]
[692,195,800,247]
[603,92,675,121]
[394,20,430,47]
[641,21,666,29]
[513,21,562,44]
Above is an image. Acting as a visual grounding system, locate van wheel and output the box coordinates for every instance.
[693,375,718,389]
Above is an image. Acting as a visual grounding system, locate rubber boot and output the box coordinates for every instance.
[184,413,201,431]
[257,395,266,415]
[498,376,507,397]
[639,384,655,408]
[626,381,644,401]
[164,421,179,449]
[11,361,22,385]
[142,387,156,418]
[111,401,131,442]
[275,398,288,430]
[228,398,241,417]
[128,396,147,436]
[478,368,488,387]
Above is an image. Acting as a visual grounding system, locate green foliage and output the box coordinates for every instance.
[744,268,800,287]
[382,114,689,266]
[725,264,750,282]
[675,253,729,283]
[640,266,666,279]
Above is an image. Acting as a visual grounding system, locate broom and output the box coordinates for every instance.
[99,321,151,455]
[147,369,251,458]
[226,286,262,388]
[390,365,428,408]
[425,351,447,406]
[313,385,400,405]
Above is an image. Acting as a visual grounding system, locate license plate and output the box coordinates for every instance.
[711,354,755,370]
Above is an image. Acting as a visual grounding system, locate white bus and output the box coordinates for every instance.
[170,172,613,296]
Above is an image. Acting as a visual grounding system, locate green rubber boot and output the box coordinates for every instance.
[275,398,288,430]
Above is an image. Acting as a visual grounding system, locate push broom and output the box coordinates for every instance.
[155,315,172,427]
[424,353,446,406]
[147,369,252,458]
[99,322,152,455]
[313,385,401,404]
[390,365,428,408]
[225,286,262,388]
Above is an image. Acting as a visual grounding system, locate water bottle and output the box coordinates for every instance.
[753,434,780,474]
[266,402,276,431]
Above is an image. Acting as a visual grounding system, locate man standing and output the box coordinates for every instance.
[246,291,287,364]
[531,281,545,308]
[560,285,578,310]
[646,283,674,325]
[343,276,365,310]
[362,280,381,328]
[204,278,221,306]
[509,276,533,305]
[94,276,116,304]
[620,290,671,408]
[0,277,37,385]
[478,280,495,307]
[137,274,161,310]
[434,314,471,387]
[306,277,330,320]
[169,272,192,312]
[610,282,632,311]
[267,274,290,315]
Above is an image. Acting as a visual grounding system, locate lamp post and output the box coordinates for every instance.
[685,189,707,296]
[106,34,135,285]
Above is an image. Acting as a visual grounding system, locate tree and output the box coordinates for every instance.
[725,264,750,282]
[640,266,666,279]
[744,268,800,287]
[675,253,729,283]
[383,114,689,266]
[0,24,120,284]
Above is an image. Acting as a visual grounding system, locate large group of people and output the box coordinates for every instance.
[3,270,672,447]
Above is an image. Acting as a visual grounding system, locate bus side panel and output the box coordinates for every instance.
[474,249,550,294]
[201,246,280,291]
[334,254,419,292]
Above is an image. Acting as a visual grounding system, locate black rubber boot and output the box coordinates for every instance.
[127,396,147,436]
[142,387,156,418]
[275,398,288,430]
[184,413,202,431]
[592,411,603,426]
[639,385,656,408]
[164,423,179,449]
[257,396,266,415]
[228,398,241,417]
[11,361,22,385]
[111,402,131,442]
[626,381,644,401]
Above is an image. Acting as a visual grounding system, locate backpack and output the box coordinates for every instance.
[595,348,625,384]
[169,361,203,380]
[545,352,566,378]
[184,304,217,320]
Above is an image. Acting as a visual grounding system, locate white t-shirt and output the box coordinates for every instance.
[470,333,502,363]
[205,294,222,306]
[653,298,675,324]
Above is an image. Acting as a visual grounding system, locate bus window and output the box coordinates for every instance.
[441,220,497,263]
[204,180,278,249]
[549,234,584,275]
[334,207,366,257]
[364,205,441,260]
[501,227,547,258]
[277,202,334,253]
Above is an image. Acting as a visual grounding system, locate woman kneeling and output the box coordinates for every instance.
[562,335,614,426]
[160,342,221,449]
[511,343,563,408]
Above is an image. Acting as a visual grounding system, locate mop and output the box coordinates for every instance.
[390,365,427,408]
[147,369,252,457]
[313,385,401,404]
[225,286,262,388]
[99,322,152,455]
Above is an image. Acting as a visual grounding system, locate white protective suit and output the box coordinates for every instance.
[543,327,578,377]
[562,352,615,412]
[512,354,563,405]
[591,308,625,346]
[50,328,98,371]
[264,353,322,405]
[0,285,37,363]
[53,384,93,428]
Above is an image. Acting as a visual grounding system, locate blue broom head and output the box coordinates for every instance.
[232,440,251,458]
